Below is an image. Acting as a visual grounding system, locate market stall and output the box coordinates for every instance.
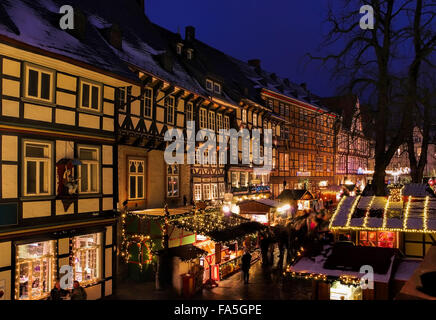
[170,210,265,283]
[277,189,316,215]
[238,199,281,225]
[286,245,402,300]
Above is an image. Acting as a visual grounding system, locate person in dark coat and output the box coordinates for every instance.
[241,250,252,284]
[70,281,87,300]
[49,280,68,300]
[260,233,269,267]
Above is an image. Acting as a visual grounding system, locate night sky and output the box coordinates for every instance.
[147,0,340,98]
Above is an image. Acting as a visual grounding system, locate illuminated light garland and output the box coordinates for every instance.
[362,196,376,228]
[284,271,360,287]
[381,196,391,229]
[423,196,429,232]
[329,196,346,229]
[345,195,361,227]
[403,196,412,230]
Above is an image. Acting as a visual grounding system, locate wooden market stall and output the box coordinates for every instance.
[328,183,436,258]
[277,189,316,215]
[238,199,281,225]
[170,211,266,283]
[287,245,405,300]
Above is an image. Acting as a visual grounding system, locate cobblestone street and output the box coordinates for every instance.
[108,261,312,300]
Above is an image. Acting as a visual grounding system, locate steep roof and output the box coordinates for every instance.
[0,0,137,81]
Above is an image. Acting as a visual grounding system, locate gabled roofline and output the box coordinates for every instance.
[261,88,338,118]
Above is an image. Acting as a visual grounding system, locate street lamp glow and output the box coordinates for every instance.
[277,204,290,213]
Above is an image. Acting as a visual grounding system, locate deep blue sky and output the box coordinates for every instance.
[146,0,338,98]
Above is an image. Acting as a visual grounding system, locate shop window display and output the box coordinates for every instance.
[72,233,102,285]
[16,241,56,300]
[359,231,397,248]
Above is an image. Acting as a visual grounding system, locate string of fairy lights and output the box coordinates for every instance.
[283,270,361,287]
[345,195,361,227]
[362,196,376,228]
[120,206,257,268]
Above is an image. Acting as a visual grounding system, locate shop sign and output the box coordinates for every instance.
[297,171,311,177]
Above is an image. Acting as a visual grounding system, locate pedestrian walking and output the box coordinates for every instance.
[70,280,87,300]
[241,250,252,284]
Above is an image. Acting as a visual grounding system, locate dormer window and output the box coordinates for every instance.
[213,83,221,94]
[206,79,213,91]
[176,43,183,55]
[206,79,222,94]
[187,48,193,60]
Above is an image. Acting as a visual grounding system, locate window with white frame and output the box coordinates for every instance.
[213,83,221,94]
[176,43,183,55]
[253,113,257,126]
[199,108,207,129]
[206,79,213,91]
[219,183,225,198]
[211,184,218,200]
[208,111,215,131]
[217,114,223,130]
[128,160,145,200]
[167,164,179,197]
[118,86,130,112]
[194,184,202,201]
[242,109,247,123]
[78,146,100,193]
[80,80,101,111]
[24,64,54,103]
[23,141,52,196]
[165,96,175,124]
[224,116,230,130]
[72,233,102,286]
[186,102,193,122]
[203,184,211,200]
[187,49,193,60]
[143,87,153,118]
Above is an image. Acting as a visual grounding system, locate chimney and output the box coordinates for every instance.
[185,26,195,42]
[248,59,261,69]
[283,78,290,86]
[134,0,145,13]
[66,8,87,41]
[270,73,277,81]
[102,24,123,50]
[300,83,307,91]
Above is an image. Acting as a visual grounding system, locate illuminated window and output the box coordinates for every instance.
[165,96,175,124]
[167,164,179,197]
[80,80,101,111]
[72,233,102,285]
[24,64,54,103]
[187,49,194,60]
[242,110,247,123]
[16,241,55,300]
[203,184,211,200]
[194,184,202,201]
[78,146,100,194]
[253,113,257,127]
[219,183,225,198]
[128,159,145,200]
[143,87,153,118]
[359,231,397,248]
[217,113,223,130]
[208,111,215,131]
[23,141,52,196]
[211,183,218,199]
[118,86,129,112]
[176,43,183,55]
[224,116,230,130]
[199,108,207,129]
[186,102,193,122]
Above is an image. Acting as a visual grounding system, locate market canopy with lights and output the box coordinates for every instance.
[329,184,436,233]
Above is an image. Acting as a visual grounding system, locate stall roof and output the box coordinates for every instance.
[158,244,207,261]
[278,189,314,201]
[238,199,280,215]
[290,245,398,283]
[170,211,266,243]
[329,193,436,233]
[130,206,192,216]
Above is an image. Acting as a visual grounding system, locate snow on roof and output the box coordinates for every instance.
[403,183,435,197]
[330,194,436,233]
[393,259,421,281]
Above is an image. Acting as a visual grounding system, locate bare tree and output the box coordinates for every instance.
[311,0,435,194]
